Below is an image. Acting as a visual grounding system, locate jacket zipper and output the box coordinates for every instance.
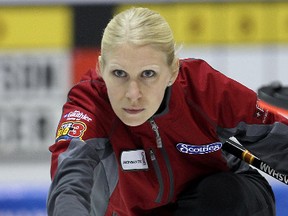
[149,149,164,203]
[149,119,163,148]
[160,147,174,203]
[149,118,174,203]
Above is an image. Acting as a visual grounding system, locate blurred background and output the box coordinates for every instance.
[0,0,287,215]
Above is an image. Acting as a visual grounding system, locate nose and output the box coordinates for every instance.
[125,80,142,102]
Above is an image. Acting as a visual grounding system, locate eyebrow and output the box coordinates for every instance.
[107,64,161,71]
[140,65,161,71]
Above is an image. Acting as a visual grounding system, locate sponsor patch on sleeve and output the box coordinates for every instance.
[56,121,87,142]
[63,110,92,122]
[255,100,269,123]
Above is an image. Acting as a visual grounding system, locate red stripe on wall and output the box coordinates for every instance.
[72,48,100,84]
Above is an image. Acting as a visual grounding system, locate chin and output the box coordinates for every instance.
[121,118,147,127]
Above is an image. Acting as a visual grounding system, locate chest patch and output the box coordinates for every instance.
[120,149,149,171]
[176,142,222,155]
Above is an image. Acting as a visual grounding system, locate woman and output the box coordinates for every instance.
[47,7,288,216]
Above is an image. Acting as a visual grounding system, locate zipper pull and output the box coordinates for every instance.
[150,149,156,160]
[150,119,163,148]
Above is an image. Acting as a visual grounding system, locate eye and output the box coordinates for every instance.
[141,70,156,78]
[112,70,127,78]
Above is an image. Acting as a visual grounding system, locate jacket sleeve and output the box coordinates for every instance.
[49,74,111,179]
[184,59,288,175]
[49,104,99,179]
[218,110,288,176]
[47,139,97,216]
[47,138,118,216]
[209,67,288,175]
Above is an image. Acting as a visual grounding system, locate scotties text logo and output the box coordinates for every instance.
[176,142,222,155]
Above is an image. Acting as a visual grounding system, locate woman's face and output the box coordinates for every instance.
[100,43,178,126]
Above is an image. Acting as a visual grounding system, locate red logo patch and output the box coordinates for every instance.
[56,121,87,142]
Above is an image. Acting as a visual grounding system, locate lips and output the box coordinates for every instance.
[123,108,145,114]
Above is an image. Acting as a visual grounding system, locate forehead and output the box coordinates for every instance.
[104,43,168,68]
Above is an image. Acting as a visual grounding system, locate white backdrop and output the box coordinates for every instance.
[179,45,288,92]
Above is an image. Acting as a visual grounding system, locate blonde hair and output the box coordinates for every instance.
[100,7,178,72]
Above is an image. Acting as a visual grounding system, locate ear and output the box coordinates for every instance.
[97,55,103,77]
[168,58,179,86]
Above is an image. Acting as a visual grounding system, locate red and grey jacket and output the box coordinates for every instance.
[47,59,288,216]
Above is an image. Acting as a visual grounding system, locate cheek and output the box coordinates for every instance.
[106,83,125,103]
[149,87,166,106]
[107,87,119,101]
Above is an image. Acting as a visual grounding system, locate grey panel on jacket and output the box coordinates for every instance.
[47,138,118,216]
[217,121,288,175]
[88,138,119,216]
